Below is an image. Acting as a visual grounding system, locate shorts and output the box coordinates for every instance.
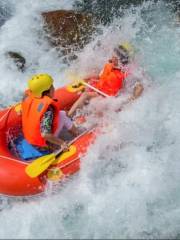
[54,111,73,137]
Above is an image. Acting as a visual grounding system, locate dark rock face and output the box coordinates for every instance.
[172,0,180,13]
[0,3,12,27]
[5,10,95,70]
[42,10,95,58]
[6,51,26,71]
[74,0,180,25]
[73,0,145,25]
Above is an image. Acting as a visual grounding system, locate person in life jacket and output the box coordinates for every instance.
[68,42,144,117]
[112,42,144,104]
[21,74,79,159]
[96,56,127,96]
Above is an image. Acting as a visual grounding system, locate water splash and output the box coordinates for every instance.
[0,0,180,239]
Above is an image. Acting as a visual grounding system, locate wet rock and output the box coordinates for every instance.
[73,0,145,25]
[0,3,12,27]
[74,0,180,25]
[42,10,95,58]
[6,51,26,71]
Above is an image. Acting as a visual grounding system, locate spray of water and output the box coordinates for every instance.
[0,0,180,239]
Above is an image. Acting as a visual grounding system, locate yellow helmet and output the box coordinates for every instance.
[28,73,54,97]
[119,42,135,58]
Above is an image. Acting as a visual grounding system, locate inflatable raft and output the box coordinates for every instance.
[0,83,96,197]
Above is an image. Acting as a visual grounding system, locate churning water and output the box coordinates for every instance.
[0,0,180,239]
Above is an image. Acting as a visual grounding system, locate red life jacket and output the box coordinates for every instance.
[97,63,127,96]
[22,90,59,147]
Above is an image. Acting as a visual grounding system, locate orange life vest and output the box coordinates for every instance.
[97,63,128,96]
[22,90,59,147]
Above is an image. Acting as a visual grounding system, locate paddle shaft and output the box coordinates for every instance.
[54,126,95,158]
[81,81,110,98]
[25,126,96,178]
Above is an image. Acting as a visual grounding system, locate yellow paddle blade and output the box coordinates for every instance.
[25,127,95,178]
[64,72,85,92]
[25,152,56,178]
[52,145,77,165]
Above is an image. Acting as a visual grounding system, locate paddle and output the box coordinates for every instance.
[25,127,95,178]
[79,80,110,98]
[68,73,110,98]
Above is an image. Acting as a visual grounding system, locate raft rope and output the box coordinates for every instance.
[0,105,23,159]
[0,155,27,165]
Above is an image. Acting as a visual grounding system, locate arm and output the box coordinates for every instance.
[68,124,79,137]
[116,81,144,112]
[124,82,144,104]
[42,133,66,147]
[40,107,67,148]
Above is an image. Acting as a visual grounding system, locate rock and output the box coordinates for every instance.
[6,51,26,71]
[73,0,145,25]
[0,3,12,28]
[42,10,95,57]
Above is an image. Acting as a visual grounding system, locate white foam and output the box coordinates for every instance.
[0,1,180,239]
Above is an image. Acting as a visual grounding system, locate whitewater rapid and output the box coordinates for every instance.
[0,0,180,239]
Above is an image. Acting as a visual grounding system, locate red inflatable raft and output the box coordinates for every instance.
[0,83,96,197]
